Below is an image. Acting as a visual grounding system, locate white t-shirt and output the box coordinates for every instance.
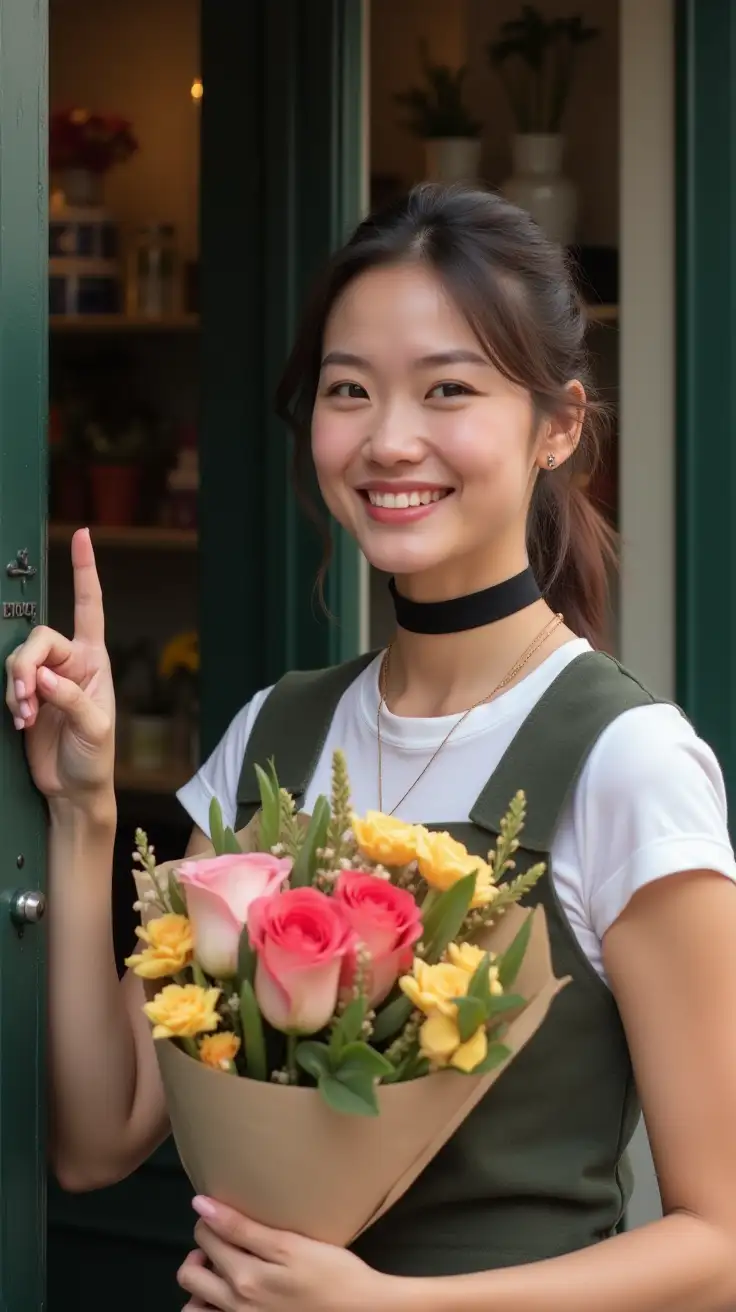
[177,639,736,986]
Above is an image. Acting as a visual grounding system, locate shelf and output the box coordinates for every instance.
[586,303,618,324]
[50,313,199,334]
[115,760,192,795]
[48,524,197,551]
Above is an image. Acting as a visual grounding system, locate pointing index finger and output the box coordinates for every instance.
[71,528,105,645]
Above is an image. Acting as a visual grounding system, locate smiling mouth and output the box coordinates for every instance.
[361,488,452,509]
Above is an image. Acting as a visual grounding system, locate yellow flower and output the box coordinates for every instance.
[199,1031,241,1071]
[400,960,471,1017]
[351,811,422,867]
[415,829,497,907]
[143,983,221,1039]
[159,630,199,679]
[447,942,503,995]
[125,913,194,979]
[419,1013,488,1073]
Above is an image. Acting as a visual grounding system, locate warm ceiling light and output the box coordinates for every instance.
[190,77,203,102]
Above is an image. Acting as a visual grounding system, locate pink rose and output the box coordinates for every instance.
[248,888,355,1035]
[334,872,423,1006]
[177,853,292,978]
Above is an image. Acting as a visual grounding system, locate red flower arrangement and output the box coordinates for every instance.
[50,108,138,174]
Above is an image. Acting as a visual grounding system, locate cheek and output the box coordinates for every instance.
[441,401,532,489]
[311,409,357,484]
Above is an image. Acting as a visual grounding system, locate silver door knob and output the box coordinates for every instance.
[10,890,46,925]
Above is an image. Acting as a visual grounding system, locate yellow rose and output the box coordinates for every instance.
[351,811,423,867]
[125,913,194,979]
[143,983,221,1039]
[447,942,503,995]
[415,829,497,907]
[419,1013,488,1073]
[400,960,471,1017]
[199,1031,241,1071]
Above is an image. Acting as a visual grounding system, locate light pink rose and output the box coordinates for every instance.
[248,888,355,1035]
[177,853,292,978]
[334,871,423,1006]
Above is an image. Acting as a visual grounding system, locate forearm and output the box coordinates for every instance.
[416,1213,736,1312]
[47,795,141,1185]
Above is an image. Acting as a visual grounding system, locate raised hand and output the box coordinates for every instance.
[5,528,115,805]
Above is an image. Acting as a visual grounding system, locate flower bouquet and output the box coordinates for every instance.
[129,753,567,1245]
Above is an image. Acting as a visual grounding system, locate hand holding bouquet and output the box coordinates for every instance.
[129,753,566,1242]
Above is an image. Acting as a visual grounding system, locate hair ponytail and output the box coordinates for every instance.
[528,464,617,649]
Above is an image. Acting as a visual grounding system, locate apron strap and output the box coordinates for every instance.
[235,651,378,827]
[471,652,668,852]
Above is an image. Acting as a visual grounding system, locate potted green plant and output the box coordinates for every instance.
[82,412,148,527]
[395,42,483,184]
[488,6,599,243]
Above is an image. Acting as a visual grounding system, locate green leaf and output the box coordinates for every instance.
[319,1073,380,1117]
[467,952,493,1005]
[239,979,267,1081]
[168,873,187,916]
[421,871,478,962]
[223,827,243,855]
[498,914,533,989]
[487,992,526,1017]
[236,925,256,987]
[371,994,413,1044]
[336,1041,393,1080]
[468,1041,511,1075]
[290,795,330,888]
[254,763,280,852]
[295,1040,331,1081]
[330,996,367,1057]
[209,797,226,856]
[453,995,487,1043]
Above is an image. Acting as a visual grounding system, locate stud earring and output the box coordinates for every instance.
[546,452,556,469]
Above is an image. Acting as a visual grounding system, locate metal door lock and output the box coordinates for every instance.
[10,890,46,925]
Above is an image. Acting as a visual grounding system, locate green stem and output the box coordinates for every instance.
[180,1036,200,1061]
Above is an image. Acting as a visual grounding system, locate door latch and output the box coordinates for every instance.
[6,548,37,580]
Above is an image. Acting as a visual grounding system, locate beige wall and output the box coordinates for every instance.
[370,0,619,246]
[50,0,201,259]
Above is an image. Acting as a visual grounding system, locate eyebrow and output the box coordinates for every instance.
[320,349,491,370]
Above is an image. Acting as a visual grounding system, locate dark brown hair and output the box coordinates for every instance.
[277,183,616,648]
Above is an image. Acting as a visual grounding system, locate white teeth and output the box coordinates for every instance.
[366,489,448,508]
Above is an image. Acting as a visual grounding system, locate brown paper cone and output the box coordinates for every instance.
[145,892,567,1245]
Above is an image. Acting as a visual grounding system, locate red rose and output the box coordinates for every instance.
[334,872,423,1007]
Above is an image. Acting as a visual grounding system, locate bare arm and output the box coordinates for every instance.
[48,809,210,1191]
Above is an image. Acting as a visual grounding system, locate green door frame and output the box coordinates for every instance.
[199,0,366,759]
[0,1,49,1308]
[675,0,736,808]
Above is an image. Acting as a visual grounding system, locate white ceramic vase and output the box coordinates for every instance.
[424,137,482,185]
[502,134,577,246]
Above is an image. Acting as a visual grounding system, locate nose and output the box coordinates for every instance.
[366,400,426,467]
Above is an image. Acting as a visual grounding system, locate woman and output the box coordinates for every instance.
[9,185,736,1310]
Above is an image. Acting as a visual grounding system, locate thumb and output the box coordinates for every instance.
[37,666,110,744]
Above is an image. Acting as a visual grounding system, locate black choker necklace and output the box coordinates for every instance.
[388,567,541,635]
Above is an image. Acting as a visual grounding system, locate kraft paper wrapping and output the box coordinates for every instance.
[134,830,567,1246]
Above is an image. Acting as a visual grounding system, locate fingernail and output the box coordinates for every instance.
[192,1196,216,1218]
[19,701,31,719]
[38,668,57,690]
[14,680,25,700]
[13,717,24,731]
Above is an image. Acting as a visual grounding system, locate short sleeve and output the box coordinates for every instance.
[574,703,736,940]
[176,686,273,835]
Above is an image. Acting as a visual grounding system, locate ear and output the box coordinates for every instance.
[534,380,586,473]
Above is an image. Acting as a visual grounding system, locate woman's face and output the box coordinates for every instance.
[312,262,554,598]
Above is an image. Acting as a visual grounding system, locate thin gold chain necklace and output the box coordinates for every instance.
[376,612,564,816]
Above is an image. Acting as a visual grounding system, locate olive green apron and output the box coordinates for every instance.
[235,651,662,1276]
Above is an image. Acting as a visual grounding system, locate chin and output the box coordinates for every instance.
[358,535,450,579]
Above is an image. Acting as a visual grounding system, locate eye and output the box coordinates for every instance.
[427,381,476,400]
[326,381,370,400]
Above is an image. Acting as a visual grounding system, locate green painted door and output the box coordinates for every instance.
[0,0,49,1308]
[47,4,366,1308]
